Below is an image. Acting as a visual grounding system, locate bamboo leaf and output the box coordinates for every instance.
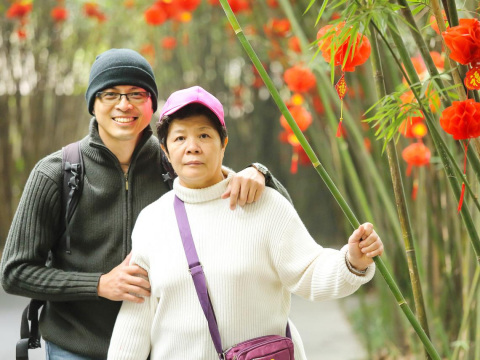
[315,0,329,26]
[304,0,317,15]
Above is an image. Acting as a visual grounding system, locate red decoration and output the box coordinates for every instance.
[402,142,431,176]
[398,111,427,139]
[83,3,106,22]
[124,0,135,9]
[335,73,347,137]
[430,10,449,35]
[443,18,480,65]
[208,0,250,13]
[6,2,32,19]
[440,99,480,211]
[267,0,279,8]
[264,18,291,38]
[430,51,445,70]
[280,106,312,132]
[317,22,371,72]
[465,66,480,90]
[178,0,201,12]
[440,99,480,140]
[51,7,68,23]
[288,36,302,53]
[283,65,316,93]
[144,4,168,26]
[17,28,27,39]
[162,37,177,50]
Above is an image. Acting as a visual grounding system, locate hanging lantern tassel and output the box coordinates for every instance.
[458,140,470,212]
[290,150,299,174]
[335,73,348,137]
[412,178,418,200]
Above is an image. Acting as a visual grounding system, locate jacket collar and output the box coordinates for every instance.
[83,118,155,167]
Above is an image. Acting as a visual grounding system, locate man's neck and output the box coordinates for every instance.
[98,130,142,166]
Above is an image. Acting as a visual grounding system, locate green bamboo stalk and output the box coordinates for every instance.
[218,1,442,359]
[369,26,432,359]
[377,19,480,264]
[475,283,480,360]
[277,0,406,256]
[452,266,480,360]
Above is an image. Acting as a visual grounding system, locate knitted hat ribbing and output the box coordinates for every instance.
[85,49,158,115]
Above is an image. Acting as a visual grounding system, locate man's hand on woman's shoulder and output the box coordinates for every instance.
[221,166,266,210]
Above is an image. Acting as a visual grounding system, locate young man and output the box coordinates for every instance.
[0,49,290,359]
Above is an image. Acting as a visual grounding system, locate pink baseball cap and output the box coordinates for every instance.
[159,86,225,127]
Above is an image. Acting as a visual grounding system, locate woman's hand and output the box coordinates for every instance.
[221,167,266,210]
[347,223,384,271]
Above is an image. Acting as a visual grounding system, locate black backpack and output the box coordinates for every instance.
[16,141,84,360]
[15,141,175,360]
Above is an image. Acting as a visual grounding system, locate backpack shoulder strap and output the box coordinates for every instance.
[61,141,84,254]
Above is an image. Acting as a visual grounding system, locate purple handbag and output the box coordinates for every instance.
[174,196,295,360]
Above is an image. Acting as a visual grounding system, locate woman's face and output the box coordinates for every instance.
[163,115,227,189]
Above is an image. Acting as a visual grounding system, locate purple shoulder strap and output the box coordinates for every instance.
[173,196,292,358]
[173,196,224,356]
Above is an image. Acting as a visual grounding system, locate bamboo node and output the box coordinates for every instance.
[312,161,320,168]
[398,300,406,306]
[235,28,243,35]
[406,249,415,253]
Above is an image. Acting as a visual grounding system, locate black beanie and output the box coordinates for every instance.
[85,49,158,115]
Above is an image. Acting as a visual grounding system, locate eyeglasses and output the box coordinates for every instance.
[96,91,151,105]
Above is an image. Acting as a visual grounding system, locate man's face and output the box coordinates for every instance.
[93,85,154,145]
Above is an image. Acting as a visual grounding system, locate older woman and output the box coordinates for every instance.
[108,86,383,360]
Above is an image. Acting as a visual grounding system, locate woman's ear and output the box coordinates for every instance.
[223,136,229,148]
[160,144,171,163]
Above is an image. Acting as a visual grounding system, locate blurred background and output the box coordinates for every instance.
[1,0,480,359]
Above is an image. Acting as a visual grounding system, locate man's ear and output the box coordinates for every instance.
[160,144,171,163]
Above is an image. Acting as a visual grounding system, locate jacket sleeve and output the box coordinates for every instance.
[274,210,375,301]
[264,171,293,204]
[0,163,102,301]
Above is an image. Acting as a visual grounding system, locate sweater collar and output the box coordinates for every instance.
[173,169,235,204]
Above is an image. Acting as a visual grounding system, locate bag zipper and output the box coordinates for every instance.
[233,337,287,360]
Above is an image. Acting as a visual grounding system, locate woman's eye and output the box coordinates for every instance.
[200,134,210,139]
[175,136,185,141]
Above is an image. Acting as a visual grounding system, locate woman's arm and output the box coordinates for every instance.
[108,212,156,360]
[274,211,375,301]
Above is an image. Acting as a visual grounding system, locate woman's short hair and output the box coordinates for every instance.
[156,103,228,153]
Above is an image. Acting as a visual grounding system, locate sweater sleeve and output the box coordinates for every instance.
[0,162,102,301]
[275,212,375,301]
[108,210,156,360]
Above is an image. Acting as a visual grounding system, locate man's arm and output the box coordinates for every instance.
[0,163,102,302]
[221,163,292,210]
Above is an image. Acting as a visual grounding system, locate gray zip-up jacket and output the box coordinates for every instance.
[1,119,291,358]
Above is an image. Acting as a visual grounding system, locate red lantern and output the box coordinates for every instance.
[464,66,480,90]
[398,111,427,139]
[51,7,68,23]
[317,22,371,72]
[208,0,250,13]
[267,0,279,8]
[283,65,316,93]
[440,99,480,140]
[440,99,480,210]
[402,142,431,175]
[83,3,99,17]
[280,106,312,131]
[288,36,301,53]
[6,3,32,19]
[144,4,167,26]
[430,51,445,70]
[264,18,291,38]
[443,18,480,65]
[178,0,201,12]
[162,37,177,50]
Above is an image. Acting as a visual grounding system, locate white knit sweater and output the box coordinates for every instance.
[107,171,375,360]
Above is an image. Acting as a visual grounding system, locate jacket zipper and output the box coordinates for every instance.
[124,172,129,191]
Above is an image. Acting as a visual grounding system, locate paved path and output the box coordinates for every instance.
[0,289,366,359]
